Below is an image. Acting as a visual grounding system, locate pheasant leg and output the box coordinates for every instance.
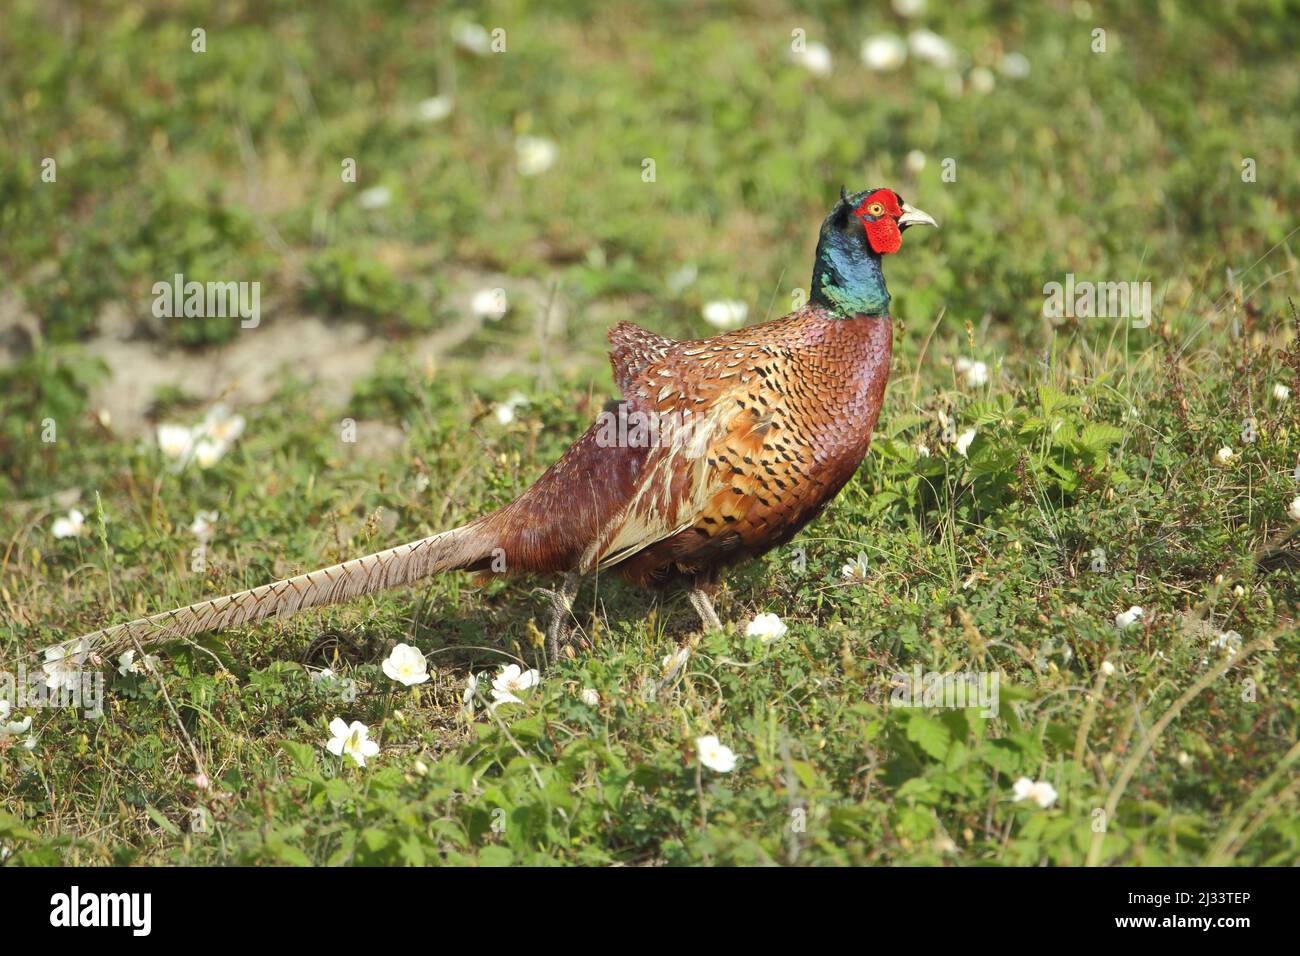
[543,573,580,661]
[688,588,723,632]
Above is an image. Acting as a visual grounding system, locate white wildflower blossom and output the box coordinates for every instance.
[745,612,788,643]
[382,643,430,687]
[358,185,392,210]
[696,735,738,773]
[702,300,748,330]
[451,22,491,55]
[908,29,957,69]
[416,94,454,122]
[516,136,557,176]
[861,33,907,72]
[325,718,379,767]
[1115,606,1144,629]
[1011,777,1058,808]
[841,551,871,583]
[490,663,540,706]
[789,41,832,77]
[52,508,86,539]
[117,649,161,678]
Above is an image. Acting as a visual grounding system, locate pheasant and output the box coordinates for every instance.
[59,187,936,663]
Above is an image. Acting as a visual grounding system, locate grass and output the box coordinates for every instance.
[1,0,1298,865]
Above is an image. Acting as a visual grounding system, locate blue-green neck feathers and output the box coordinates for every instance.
[810,227,890,317]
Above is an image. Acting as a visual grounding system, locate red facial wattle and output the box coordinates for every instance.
[853,189,904,255]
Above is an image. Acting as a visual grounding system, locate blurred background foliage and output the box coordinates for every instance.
[1,0,1296,348]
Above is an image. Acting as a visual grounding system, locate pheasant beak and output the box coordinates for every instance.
[898,202,938,230]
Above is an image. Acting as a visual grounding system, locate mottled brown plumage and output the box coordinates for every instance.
[60,187,934,661]
[474,308,892,590]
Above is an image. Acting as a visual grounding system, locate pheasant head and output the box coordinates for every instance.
[810,186,937,318]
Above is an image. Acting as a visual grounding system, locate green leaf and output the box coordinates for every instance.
[281,739,319,771]
[0,811,36,841]
[478,844,514,867]
[1038,384,1078,418]
[1077,422,1125,451]
[145,805,180,836]
[906,713,952,761]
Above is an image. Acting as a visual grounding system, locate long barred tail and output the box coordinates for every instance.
[65,522,492,659]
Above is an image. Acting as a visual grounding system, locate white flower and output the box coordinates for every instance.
[491,663,540,706]
[516,136,557,176]
[325,718,380,767]
[471,287,509,319]
[1288,497,1300,521]
[201,405,245,446]
[696,735,738,773]
[861,33,907,72]
[955,428,976,457]
[358,185,392,210]
[908,30,957,69]
[189,510,218,540]
[969,66,995,94]
[193,440,226,469]
[1177,751,1192,768]
[954,356,988,386]
[310,667,335,685]
[904,149,927,174]
[745,612,788,643]
[1100,660,1116,676]
[1215,446,1234,464]
[666,263,698,295]
[416,94,454,122]
[42,642,87,692]
[841,551,870,583]
[0,700,31,737]
[1272,383,1291,401]
[580,688,600,707]
[23,735,36,751]
[117,649,160,677]
[1210,630,1243,657]
[462,673,478,705]
[158,406,244,471]
[1011,776,1058,808]
[1115,606,1144,629]
[451,22,491,55]
[702,300,748,329]
[52,508,85,539]
[789,41,832,77]
[493,391,529,426]
[662,646,691,677]
[891,0,927,16]
[382,643,430,686]
[998,51,1031,79]
[157,424,195,461]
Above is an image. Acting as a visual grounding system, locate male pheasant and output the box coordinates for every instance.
[63,187,936,662]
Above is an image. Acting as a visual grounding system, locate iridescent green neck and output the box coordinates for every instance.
[809,229,890,317]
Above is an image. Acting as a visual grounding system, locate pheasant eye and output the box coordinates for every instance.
[865,202,885,217]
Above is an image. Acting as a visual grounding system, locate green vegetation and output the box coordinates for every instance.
[1,1,1297,865]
